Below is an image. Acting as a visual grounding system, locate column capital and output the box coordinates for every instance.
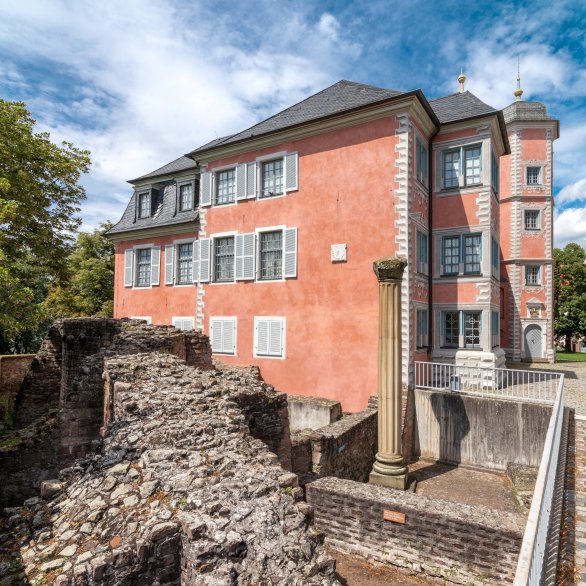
[373,257,407,283]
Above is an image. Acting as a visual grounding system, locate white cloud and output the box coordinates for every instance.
[554,206,586,249]
[557,178,586,205]
[0,0,361,229]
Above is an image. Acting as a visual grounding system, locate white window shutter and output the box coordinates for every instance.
[236,164,247,201]
[164,244,174,285]
[200,171,212,207]
[199,238,211,283]
[124,249,134,287]
[235,233,255,280]
[283,227,297,278]
[172,317,181,329]
[256,319,269,355]
[242,233,255,280]
[246,162,257,199]
[210,320,222,353]
[222,320,235,354]
[269,320,283,356]
[192,240,200,283]
[150,246,161,286]
[284,152,298,192]
[235,234,244,280]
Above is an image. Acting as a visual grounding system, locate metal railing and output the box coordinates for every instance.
[415,361,562,404]
[514,374,565,585]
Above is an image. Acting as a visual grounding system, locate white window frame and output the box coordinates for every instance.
[256,225,287,282]
[177,180,195,212]
[526,166,542,186]
[524,209,541,231]
[525,265,542,287]
[214,166,238,206]
[172,316,195,331]
[137,191,152,218]
[441,143,483,190]
[438,309,483,349]
[133,243,156,289]
[209,317,237,355]
[130,316,152,324]
[211,232,237,284]
[175,240,195,285]
[253,316,286,359]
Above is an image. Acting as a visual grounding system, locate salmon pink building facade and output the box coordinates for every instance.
[108,79,558,412]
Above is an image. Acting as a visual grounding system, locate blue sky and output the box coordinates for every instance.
[1,0,585,247]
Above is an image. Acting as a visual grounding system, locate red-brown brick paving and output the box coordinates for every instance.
[409,459,524,514]
[329,548,443,586]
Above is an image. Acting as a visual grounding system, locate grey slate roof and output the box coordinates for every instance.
[429,91,497,124]
[189,80,404,156]
[107,183,198,236]
[502,101,552,124]
[129,156,197,184]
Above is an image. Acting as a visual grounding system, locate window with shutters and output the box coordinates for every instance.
[261,159,284,197]
[178,182,194,211]
[525,265,541,286]
[416,309,428,349]
[259,231,283,280]
[136,248,152,287]
[214,236,235,282]
[216,169,236,205]
[138,192,151,218]
[524,209,540,230]
[254,317,285,358]
[209,317,236,355]
[172,317,194,331]
[177,243,193,284]
[526,166,542,185]
[416,231,428,275]
[416,138,428,186]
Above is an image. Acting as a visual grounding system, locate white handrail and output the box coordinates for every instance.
[513,374,565,585]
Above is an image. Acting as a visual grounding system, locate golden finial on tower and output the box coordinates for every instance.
[458,67,466,93]
[514,56,523,101]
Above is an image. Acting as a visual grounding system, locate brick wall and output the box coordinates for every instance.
[291,406,377,483]
[307,477,525,584]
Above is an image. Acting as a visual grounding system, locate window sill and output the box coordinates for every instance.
[214,200,236,206]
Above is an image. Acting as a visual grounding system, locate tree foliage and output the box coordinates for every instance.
[554,242,586,350]
[0,99,91,352]
[44,223,115,318]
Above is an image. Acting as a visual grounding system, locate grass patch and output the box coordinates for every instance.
[0,436,23,449]
[556,351,586,362]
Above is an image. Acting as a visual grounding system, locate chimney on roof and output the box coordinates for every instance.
[458,68,466,93]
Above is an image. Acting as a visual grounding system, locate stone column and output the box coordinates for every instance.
[369,257,408,490]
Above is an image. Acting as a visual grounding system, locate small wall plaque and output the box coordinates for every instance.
[331,243,347,262]
[383,510,406,524]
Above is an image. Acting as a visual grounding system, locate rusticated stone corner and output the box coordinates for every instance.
[372,257,407,282]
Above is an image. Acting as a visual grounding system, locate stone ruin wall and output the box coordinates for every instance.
[0,319,338,584]
[0,353,35,430]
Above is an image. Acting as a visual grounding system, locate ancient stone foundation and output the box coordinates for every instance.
[0,319,339,584]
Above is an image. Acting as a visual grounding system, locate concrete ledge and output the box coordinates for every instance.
[287,394,342,432]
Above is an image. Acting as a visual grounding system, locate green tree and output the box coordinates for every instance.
[554,242,586,351]
[44,222,115,318]
[0,99,91,351]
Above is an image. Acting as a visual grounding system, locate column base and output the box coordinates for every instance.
[369,470,407,490]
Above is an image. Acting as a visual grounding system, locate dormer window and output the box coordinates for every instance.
[261,159,284,197]
[138,192,151,218]
[178,182,194,211]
